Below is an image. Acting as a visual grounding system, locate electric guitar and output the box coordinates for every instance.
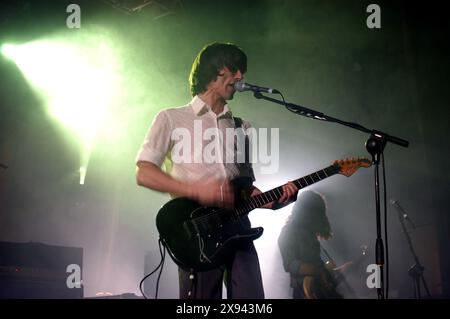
[303,245,369,299]
[156,158,371,272]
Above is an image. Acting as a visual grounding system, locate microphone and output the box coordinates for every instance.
[390,198,416,229]
[234,81,280,94]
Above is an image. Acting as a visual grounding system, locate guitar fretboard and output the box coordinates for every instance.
[234,164,340,216]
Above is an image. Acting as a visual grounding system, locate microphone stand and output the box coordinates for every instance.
[393,202,431,298]
[253,92,409,299]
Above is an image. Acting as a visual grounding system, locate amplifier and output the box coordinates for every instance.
[0,241,83,298]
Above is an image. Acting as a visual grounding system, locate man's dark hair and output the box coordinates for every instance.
[189,42,247,96]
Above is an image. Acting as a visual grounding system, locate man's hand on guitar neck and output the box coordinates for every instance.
[251,182,299,210]
[277,181,299,207]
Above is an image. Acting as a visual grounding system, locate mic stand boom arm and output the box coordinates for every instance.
[253,92,409,148]
[253,91,409,299]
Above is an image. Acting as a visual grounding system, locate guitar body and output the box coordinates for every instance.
[156,197,263,272]
[302,247,368,299]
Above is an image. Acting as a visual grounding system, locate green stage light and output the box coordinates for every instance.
[4,36,121,184]
[1,43,17,59]
[79,166,87,185]
[6,40,119,140]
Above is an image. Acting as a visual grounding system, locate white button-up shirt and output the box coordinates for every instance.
[136,95,255,184]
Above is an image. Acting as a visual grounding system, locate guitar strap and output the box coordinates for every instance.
[232,116,254,199]
[232,116,250,165]
[233,117,285,209]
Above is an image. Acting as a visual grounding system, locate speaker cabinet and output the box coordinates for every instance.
[0,241,83,298]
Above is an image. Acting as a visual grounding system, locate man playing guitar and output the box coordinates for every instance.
[136,42,298,299]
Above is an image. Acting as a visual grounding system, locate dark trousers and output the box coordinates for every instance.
[178,242,265,299]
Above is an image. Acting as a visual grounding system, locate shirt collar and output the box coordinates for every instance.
[191,95,232,118]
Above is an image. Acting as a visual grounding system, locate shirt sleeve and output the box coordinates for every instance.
[135,110,173,167]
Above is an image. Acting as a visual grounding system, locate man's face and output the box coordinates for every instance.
[209,66,243,101]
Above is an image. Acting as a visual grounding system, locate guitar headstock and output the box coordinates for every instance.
[334,157,372,177]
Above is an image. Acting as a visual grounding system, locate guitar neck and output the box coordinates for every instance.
[234,164,340,216]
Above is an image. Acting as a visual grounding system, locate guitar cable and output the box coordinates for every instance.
[197,234,212,264]
[139,238,166,299]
